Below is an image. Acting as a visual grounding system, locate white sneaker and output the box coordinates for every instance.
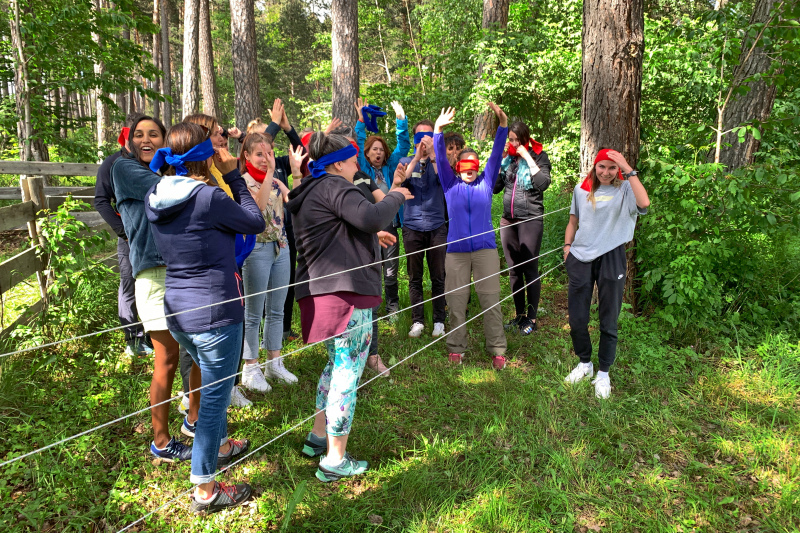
[592,372,612,399]
[178,393,190,415]
[229,385,253,408]
[241,363,272,393]
[264,358,298,384]
[408,322,425,338]
[432,322,445,337]
[564,362,594,384]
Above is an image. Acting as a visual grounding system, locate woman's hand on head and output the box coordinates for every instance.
[266,150,276,170]
[605,150,633,174]
[488,102,507,128]
[390,101,405,120]
[214,148,239,175]
[434,107,456,133]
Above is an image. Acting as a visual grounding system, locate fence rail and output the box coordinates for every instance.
[0,161,108,339]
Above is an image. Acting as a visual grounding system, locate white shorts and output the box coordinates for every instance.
[134,267,169,332]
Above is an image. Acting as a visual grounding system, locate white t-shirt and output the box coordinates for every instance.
[569,180,647,262]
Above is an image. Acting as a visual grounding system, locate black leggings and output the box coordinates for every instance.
[500,217,544,318]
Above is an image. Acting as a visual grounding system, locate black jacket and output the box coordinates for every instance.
[493,150,552,219]
[286,173,404,301]
[264,121,303,230]
[94,151,127,238]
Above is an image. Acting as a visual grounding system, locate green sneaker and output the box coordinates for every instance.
[302,432,327,458]
[315,452,369,482]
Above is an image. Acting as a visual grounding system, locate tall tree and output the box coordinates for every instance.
[151,0,161,121]
[160,0,172,126]
[712,0,780,169]
[473,0,510,141]
[331,0,359,123]
[580,0,644,173]
[199,0,220,118]
[230,0,260,127]
[182,0,200,118]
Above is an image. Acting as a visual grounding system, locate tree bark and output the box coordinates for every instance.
[160,0,172,126]
[580,0,644,308]
[473,0,511,140]
[713,0,778,169]
[230,0,260,127]
[10,0,33,161]
[94,0,111,152]
[199,0,220,118]
[331,0,359,124]
[182,0,200,118]
[151,0,161,121]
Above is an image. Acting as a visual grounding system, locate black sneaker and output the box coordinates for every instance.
[217,438,249,467]
[504,315,523,331]
[518,316,537,335]
[190,481,253,515]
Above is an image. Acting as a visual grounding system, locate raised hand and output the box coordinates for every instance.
[227,126,242,139]
[214,147,239,175]
[324,117,342,135]
[390,101,405,120]
[288,144,308,172]
[420,135,435,159]
[280,107,292,131]
[434,107,456,133]
[488,102,507,127]
[393,162,408,188]
[265,149,276,171]
[270,99,284,125]
[604,150,634,174]
[354,97,367,119]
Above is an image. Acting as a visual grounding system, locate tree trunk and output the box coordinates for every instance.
[199,0,220,118]
[230,0,260,127]
[10,0,33,161]
[331,0,359,123]
[713,0,778,169]
[182,0,200,118]
[160,0,172,126]
[151,0,161,121]
[61,88,70,137]
[93,0,111,153]
[473,0,511,140]
[580,0,644,307]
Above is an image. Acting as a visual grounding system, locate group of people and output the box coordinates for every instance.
[94,97,649,514]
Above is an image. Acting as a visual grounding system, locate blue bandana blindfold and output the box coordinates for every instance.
[413,131,433,153]
[361,105,387,133]
[149,139,216,176]
[307,144,359,178]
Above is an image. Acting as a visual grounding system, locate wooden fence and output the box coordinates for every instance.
[0,161,112,338]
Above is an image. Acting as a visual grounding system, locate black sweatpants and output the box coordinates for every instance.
[283,223,297,334]
[566,244,626,372]
[117,239,145,342]
[500,217,544,318]
[402,224,448,324]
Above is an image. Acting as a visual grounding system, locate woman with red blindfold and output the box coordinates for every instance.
[563,149,650,399]
[493,121,552,336]
[432,103,509,370]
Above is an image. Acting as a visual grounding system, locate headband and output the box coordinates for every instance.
[455,159,480,173]
[413,131,433,145]
[507,139,543,157]
[117,127,130,148]
[149,139,216,176]
[361,105,387,133]
[307,143,358,178]
[579,149,625,191]
[301,131,313,148]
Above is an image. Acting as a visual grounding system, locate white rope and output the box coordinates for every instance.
[115,261,564,532]
[0,246,562,469]
[0,206,569,361]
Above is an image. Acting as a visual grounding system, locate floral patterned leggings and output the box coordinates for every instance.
[316,307,372,436]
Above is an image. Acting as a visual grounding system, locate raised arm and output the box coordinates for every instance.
[481,102,509,189]
[433,107,457,190]
[387,101,410,171]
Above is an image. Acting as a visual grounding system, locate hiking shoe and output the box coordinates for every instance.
[150,437,192,462]
[448,353,464,364]
[178,394,190,416]
[218,438,250,467]
[504,316,523,331]
[190,481,253,515]
[316,452,369,482]
[230,385,253,409]
[125,338,151,357]
[564,362,594,384]
[518,317,536,335]
[432,322,445,338]
[408,322,424,338]
[492,355,507,370]
[264,358,298,384]
[282,330,299,341]
[181,416,196,439]
[592,373,612,399]
[242,363,272,392]
[302,432,327,458]
[366,355,390,377]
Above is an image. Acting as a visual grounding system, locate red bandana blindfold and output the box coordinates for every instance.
[579,149,625,192]
[117,127,130,148]
[455,159,480,173]
[507,139,543,157]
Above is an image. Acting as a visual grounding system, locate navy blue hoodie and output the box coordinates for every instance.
[144,169,266,333]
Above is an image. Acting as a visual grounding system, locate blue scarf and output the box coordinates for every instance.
[361,105,386,133]
[149,139,216,176]
[307,144,359,178]
[501,155,534,190]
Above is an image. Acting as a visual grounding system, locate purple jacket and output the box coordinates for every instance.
[432,126,508,253]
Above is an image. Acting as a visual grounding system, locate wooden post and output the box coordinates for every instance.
[20,176,48,301]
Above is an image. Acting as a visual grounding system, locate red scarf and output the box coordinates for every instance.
[301,131,313,148]
[117,127,130,148]
[579,149,625,192]
[455,159,480,173]
[245,161,267,183]
[507,139,543,156]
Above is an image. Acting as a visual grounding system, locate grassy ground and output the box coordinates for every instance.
[0,264,798,532]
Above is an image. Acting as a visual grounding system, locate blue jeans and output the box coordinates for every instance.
[171,322,243,485]
[242,242,290,358]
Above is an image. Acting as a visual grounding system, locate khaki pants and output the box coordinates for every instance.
[444,248,506,356]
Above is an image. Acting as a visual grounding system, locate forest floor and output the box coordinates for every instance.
[0,264,798,532]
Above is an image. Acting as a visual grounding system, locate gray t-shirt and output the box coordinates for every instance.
[569,180,647,262]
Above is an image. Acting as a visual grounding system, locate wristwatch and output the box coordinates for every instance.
[624,169,638,178]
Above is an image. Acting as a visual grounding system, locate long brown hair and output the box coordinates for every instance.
[238,132,274,173]
[182,113,218,139]
[164,123,213,184]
